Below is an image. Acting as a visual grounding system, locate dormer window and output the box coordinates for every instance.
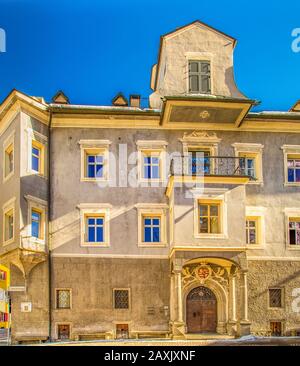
[188,61,211,94]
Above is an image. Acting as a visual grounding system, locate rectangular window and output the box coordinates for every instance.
[143,155,160,179]
[269,289,282,308]
[4,143,14,178]
[31,210,42,239]
[85,216,104,243]
[199,202,220,234]
[246,218,257,244]
[57,324,70,340]
[114,289,129,309]
[0,271,7,281]
[188,61,211,94]
[289,218,300,245]
[287,156,300,183]
[4,209,14,242]
[56,289,71,309]
[86,154,104,178]
[189,150,211,175]
[143,217,160,242]
[32,146,40,172]
[240,156,256,178]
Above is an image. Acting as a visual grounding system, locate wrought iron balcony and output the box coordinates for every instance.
[170,155,254,179]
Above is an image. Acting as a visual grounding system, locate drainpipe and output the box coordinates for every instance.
[48,109,53,342]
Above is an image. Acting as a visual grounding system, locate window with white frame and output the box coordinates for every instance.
[2,198,15,245]
[246,218,258,244]
[3,131,15,182]
[31,140,45,175]
[232,143,264,184]
[136,140,168,183]
[78,205,111,247]
[4,209,14,243]
[289,218,300,245]
[281,145,300,185]
[79,140,111,181]
[188,60,211,94]
[25,195,47,245]
[245,207,265,246]
[136,204,167,246]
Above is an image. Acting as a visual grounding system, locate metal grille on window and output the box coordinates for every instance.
[57,290,71,309]
[114,290,129,309]
[269,289,282,308]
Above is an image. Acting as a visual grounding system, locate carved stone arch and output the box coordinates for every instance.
[183,277,228,334]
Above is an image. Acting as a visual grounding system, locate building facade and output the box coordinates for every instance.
[1,20,300,343]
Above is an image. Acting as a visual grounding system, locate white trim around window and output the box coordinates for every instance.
[79,140,111,182]
[232,143,264,184]
[284,208,300,250]
[192,188,228,239]
[135,203,168,247]
[3,130,15,183]
[281,145,300,186]
[26,128,48,177]
[136,140,168,184]
[245,206,266,248]
[24,195,48,250]
[2,197,16,246]
[78,203,111,247]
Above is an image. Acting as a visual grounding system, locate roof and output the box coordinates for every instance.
[153,20,237,91]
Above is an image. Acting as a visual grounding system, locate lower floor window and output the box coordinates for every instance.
[56,289,71,309]
[86,216,104,243]
[199,202,220,234]
[4,209,14,242]
[143,217,160,242]
[31,210,42,238]
[57,324,70,340]
[114,289,129,309]
[289,219,300,245]
[269,288,282,308]
[246,218,257,244]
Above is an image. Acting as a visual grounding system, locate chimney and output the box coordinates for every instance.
[130,94,141,108]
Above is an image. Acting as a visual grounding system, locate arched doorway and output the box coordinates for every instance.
[186,286,217,333]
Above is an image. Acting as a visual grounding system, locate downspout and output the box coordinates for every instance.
[48,108,53,342]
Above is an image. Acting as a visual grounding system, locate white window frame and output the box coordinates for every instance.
[24,195,47,249]
[281,145,300,186]
[26,128,47,177]
[185,52,214,95]
[135,203,168,247]
[193,188,228,239]
[78,204,111,247]
[3,130,15,183]
[136,140,168,184]
[79,140,111,182]
[232,143,264,184]
[245,206,266,248]
[284,208,300,250]
[2,197,16,246]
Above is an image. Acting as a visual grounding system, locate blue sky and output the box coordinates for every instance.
[0,0,299,111]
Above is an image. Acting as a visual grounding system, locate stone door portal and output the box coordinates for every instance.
[186,286,217,333]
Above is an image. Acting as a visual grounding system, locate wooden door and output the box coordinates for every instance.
[186,286,217,333]
[116,324,129,339]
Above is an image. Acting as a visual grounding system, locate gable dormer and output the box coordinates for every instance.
[149,20,247,108]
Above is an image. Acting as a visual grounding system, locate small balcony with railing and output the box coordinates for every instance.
[168,154,254,186]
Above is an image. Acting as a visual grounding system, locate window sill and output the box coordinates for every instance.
[3,171,14,184]
[246,244,264,249]
[3,238,14,246]
[247,180,264,186]
[81,178,109,183]
[138,242,168,248]
[81,242,110,248]
[194,233,227,240]
[284,183,300,187]
[287,245,300,250]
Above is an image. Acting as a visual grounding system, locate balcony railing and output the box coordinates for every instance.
[170,156,254,179]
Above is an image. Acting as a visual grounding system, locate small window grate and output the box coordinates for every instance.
[57,290,71,309]
[114,290,129,309]
[269,289,282,308]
